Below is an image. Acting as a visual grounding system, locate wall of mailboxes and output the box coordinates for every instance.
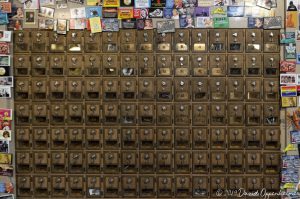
[14,28,281,198]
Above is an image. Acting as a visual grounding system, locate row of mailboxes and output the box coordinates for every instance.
[15,78,279,101]
[15,127,280,150]
[14,103,280,126]
[17,175,280,198]
[14,53,280,77]
[14,29,279,53]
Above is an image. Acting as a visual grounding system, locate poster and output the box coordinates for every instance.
[286,11,297,28]
[103,0,120,7]
[282,97,297,108]
[0,3,11,13]
[86,6,102,18]
[285,43,296,59]
[89,17,102,33]
[281,86,297,97]
[118,7,133,19]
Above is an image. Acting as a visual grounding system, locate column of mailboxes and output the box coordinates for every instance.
[14,29,281,198]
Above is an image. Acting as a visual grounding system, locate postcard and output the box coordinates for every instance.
[247,17,263,28]
[56,19,67,34]
[40,0,55,5]
[0,120,11,131]
[263,16,282,29]
[194,6,210,17]
[211,6,227,17]
[0,3,11,13]
[196,16,213,28]
[163,8,172,18]
[136,18,144,29]
[174,0,183,8]
[0,66,9,76]
[214,0,229,6]
[148,8,163,18]
[229,0,244,6]
[38,7,54,18]
[280,61,296,73]
[101,18,119,31]
[24,0,39,9]
[56,0,68,8]
[0,164,13,177]
[103,0,120,7]
[89,17,102,33]
[38,18,54,29]
[25,10,36,24]
[280,74,297,85]
[213,17,229,28]
[0,130,11,141]
[121,19,136,28]
[133,8,148,18]
[172,8,179,18]
[102,7,118,18]
[151,0,165,7]
[256,0,271,9]
[0,13,8,25]
[0,31,11,42]
[120,0,134,6]
[291,130,300,144]
[0,55,9,66]
[0,43,9,54]
[227,6,244,17]
[166,0,174,8]
[0,153,12,164]
[198,0,212,6]
[156,19,175,33]
[69,18,85,29]
[0,141,9,153]
[135,0,150,7]
[282,97,297,108]
[286,11,297,28]
[88,189,102,196]
[118,7,133,19]
[179,15,195,28]
[68,0,85,4]
[87,0,101,5]
[0,77,13,87]
[182,0,197,7]
[0,87,11,98]
[0,108,12,121]
[10,7,24,19]
[280,31,296,44]
[70,7,86,18]
[281,86,297,97]
[285,43,296,59]
[86,6,102,18]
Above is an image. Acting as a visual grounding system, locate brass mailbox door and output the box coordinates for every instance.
[174,78,190,101]
[174,29,190,52]
[49,55,65,76]
[192,128,209,149]
[67,30,83,52]
[84,54,102,76]
[14,31,31,52]
[191,54,208,76]
[228,29,244,53]
[15,78,30,100]
[263,78,279,101]
[227,54,244,76]
[84,31,101,52]
[138,54,155,76]
[102,32,118,52]
[15,55,31,76]
[245,54,262,76]
[263,54,280,77]
[210,77,226,101]
[174,55,190,76]
[191,29,208,52]
[156,32,172,52]
[209,54,226,76]
[192,78,209,101]
[49,32,66,52]
[137,30,154,52]
[103,54,119,76]
[120,29,136,52]
[157,54,173,76]
[192,103,209,126]
[263,29,280,52]
[120,54,137,76]
[227,78,244,101]
[245,29,262,53]
[31,55,48,76]
[66,55,83,76]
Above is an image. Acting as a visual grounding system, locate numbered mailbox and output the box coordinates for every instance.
[264,176,280,192]
[120,30,136,52]
[157,78,173,101]
[86,103,101,124]
[175,152,191,173]
[263,103,280,126]
[228,29,244,53]
[174,55,189,76]
[228,103,244,126]
[175,176,191,197]
[31,55,48,76]
[121,128,137,149]
[84,54,101,76]
[192,29,208,52]
[15,55,31,76]
[102,32,118,52]
[120,79,137,100]
[157,176,173,198]
[87,176,101,197]
[209,29,226,52]
[228,128,244,149]
[50,104,65,124]
[49,55,65,76]
[246,78,262,101]
[32,78,47,100]
[67,55,83,76]
[104,176,120,197]
[211,103,226,126]
[246,152,262,173]
[192,78,209,101]
[33,128,48,149]
[16,127,31,149]
[139,128,155,149]
[246,177,262,192]
[32,31,48,52]
[210,176,226,197]
[157,151,173,173]
[50,78,65,100]
[246,128,262,149]
[246,29,262,53]
[103,54,119,76]
[34,176,48,197]
[174,29,190,52]
[228,152,244,174]
[246,104,262,126]
[157,128,173,149]
[138,30,154,52]
[228,177,244,194]
[67,103,83,124]
[121,151,138,173]
[15,77,31,100]
[49,32,66,52]
[191,55,208,76]
[263,54,280,77]
[14,31,30,52]
[103,103,119,124]
[192,152,209,173]
[121,55,137,76]
[211,78,226,101]
[192,128,209,149]
[15,103,31,124]
[32,104,48,124]
[192,176,209,198]
[50,128,66,149]
[263,29,280,52]
[211,152,227,173]
[103,128,120,149]
[192,104,209,126]
[228,54,244,76]
[157,54,173,76]
[264,128,280,150]
[209,54,226,76]
[68,128,84,149]
[227,78,244,101]
[17,176,32,197]
[156,32,172,52]
[140,176,155,197]
[120,104,136,125]
[51,176,67,197]
[174,79,190,101]
[263,79,279,101]
[175,128,190,149]
[139,54,155,76]
[264,153,280,174]
[210,128,226,149]
[245,54,262,76]
[67,31,83,52]
[140,152,155,173]
[139,104,155,125]
[122,176,137,197]
[51,152,66,173]
[86,128,101,149]
[103,151,120,173]
[69,176,85,197]
[85,78,101,100]
[157,104,172,125]
[17,152,32,173]
[86,152,101,173]
[139,78,155,100]
[84,31,101,52]
[174,104,190,125]
[103,79,119,100]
